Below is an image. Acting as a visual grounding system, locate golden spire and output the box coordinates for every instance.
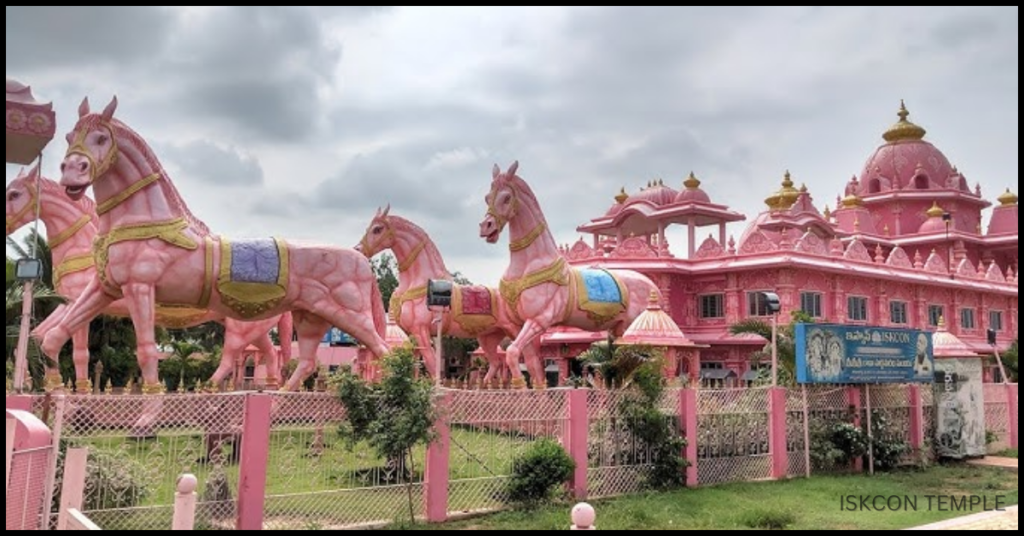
[926,201,945,218]
[841,193,864,208]
[781,170,794,189]
[765,170,801,210]
[823,205,832,220]
[882,100,927,143]
[615,187,629,204]
[997,188,1018,207]
[800,183,809,194]
[683,172,701,190]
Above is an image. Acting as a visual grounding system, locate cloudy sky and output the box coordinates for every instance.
[6,6,1018,285]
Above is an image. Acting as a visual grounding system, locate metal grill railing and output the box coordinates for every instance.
[697,388,771,486]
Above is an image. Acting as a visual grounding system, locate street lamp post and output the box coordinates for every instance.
[760,292,782,387]
[427,280,453,388]
[13,258,44,392]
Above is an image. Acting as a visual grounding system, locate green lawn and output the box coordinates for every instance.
[996,449,1018,459]
[397,465,1018,531]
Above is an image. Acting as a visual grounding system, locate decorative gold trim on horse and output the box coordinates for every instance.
[66,121,119,184]
[96,173,161,215]
[94,218,199,298]
[217,238,290,319]
[451,286,499,336]
[53,253,96,289]
[574,268,629,326]
[389,285,428,324]
[509,222,547,252]
[199,237,215,309]
[398,242,427,273]
[154,305,210,329]
[499,257,570,325]
[48,214,93,250]
[141,382,166,395]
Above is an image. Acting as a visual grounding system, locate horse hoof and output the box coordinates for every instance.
[44,373,65,393]
[511,378,528,391]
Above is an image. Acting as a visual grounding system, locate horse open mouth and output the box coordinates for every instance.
[65,185,87,200]
[485,230,501,244]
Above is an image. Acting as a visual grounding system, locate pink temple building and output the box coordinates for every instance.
[543,102,1018,384]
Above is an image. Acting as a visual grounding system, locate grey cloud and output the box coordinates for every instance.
[160,140,265,187]
[5,6,177,72]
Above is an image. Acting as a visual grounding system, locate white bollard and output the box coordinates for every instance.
[173,474,199,531]
[571,503,596,530]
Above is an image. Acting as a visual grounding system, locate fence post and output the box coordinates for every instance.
[56,448,89,530]
[567,389,589,500]
[5,417,15,492]
[769,388,788,480]
[1008,384,1018,450]
[5,409,52,531]
[847,387,863,473]
[5,395,32,413]
[680,389,698,488]
[908,385,924,455]
[173,474,199,530]
[236,394,272,531]
[425,392,451,523]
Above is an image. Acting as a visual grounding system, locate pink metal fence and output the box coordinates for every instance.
[7,380,1012,530]
[983,384,1011,452]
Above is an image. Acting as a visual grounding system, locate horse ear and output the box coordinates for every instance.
[78,97,91,118]
[375,206,382,218]
[101,96,119,122]
[492,164,501,181]
[382,204,391,218]
[507,160,519,178]
[29,163,41,178]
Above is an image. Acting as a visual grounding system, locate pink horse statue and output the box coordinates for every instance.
[37,96,389,394]
[479,161,663,389]
[356,207,540,385]
[6,168,294,392]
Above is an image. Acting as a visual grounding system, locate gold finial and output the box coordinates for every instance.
[882,100,927,143]
[782,170,794,189]
[684,172,701,190]
[937,315,946,329]
[615,187,629,204]
[926,201,945,218]
[997,188,1018,207]
[648,291,661,308]
[765,170,801,210]
[823,205,832,220]
[841,193,864,208]
[800,183,809,194]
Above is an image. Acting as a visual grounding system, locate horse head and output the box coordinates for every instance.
[479,160,520,244]
[60,96,119,201]
[6,164,43,236]
[356,204,395,258]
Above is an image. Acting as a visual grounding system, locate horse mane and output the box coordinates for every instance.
[388,216,451,277]
[507,174,549,226]
[109,119,211,237]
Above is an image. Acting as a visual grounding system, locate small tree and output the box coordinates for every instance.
[1003,340,1017,382]
[729,311,815,386]
[335,346,437,524]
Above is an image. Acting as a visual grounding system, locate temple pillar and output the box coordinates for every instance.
[687,216,697,258]
[719,223,727,248]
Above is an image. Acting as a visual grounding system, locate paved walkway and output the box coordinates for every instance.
[967,457,1018,473]
[908,506,1018,531]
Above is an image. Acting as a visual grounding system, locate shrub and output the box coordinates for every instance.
[619,359,690,490]
[504,439,576,507]
[741,508,798,530]
[809,413,910,472]
[53,444,151,513]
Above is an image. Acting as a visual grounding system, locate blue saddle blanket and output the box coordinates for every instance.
[579,269,623,304]
[230,239,281,284]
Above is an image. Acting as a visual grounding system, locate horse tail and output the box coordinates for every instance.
[277,312,294,363]
[371,281,388,350]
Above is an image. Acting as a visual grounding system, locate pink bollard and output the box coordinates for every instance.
[173,474,199,531]
[571,503,596,530]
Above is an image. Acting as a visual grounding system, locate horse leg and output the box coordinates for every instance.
[415,328,438,381]
[477,331,505,387]
[71,327,92,394]
[33,303,68,348]
[316,303,390,360]
[522,338,546,390]
[286,312,329,392]
[253,332,280,390]
[122,283,163,390]
[507,320,550,391]
[37,278,113,392]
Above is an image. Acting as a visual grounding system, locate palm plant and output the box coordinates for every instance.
[578,336,660,390]
[729,311,814,387]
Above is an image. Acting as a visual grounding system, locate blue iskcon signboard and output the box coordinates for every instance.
[795,324,935,384]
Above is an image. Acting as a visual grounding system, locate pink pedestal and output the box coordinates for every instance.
[567,390,589,499]
[768,388,788,480]
[681,389,698,488]
[425,394,451,523]
[236,395,272,531]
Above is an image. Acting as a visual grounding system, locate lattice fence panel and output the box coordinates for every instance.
[983,384,1010,452]
[785,389,808,478]
[53,393,246,531]
[447,389,567,515]
[921,387,937,463]
[803,385,856,474]
[6,446,51,531]
[696,388,771,486]
[262,392,423,530]
[867,385,913,465]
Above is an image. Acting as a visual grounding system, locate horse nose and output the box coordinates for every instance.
[79,161,89,173]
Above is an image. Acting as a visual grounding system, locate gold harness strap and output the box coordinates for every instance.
[48,215,93,250]
[398,242,426,273]
[389,285,428,324]
[499,257,571,326]
[94,218,200,298]
[509,222,547,252]
[53,253,96,290]
[97,173,161,215]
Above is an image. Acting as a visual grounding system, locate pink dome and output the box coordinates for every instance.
[617,293,696,348]
[857,102,959,195]
[385,318,410,349]
[628,180,678,208]
[933,320,977,358]
[674,172,712,204]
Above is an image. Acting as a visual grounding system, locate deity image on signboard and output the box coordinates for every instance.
[914,333,933,377]
[807,327,844,381]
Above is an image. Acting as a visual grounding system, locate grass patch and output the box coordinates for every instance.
[995,449,1017,459]
[399,464,1017,531]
